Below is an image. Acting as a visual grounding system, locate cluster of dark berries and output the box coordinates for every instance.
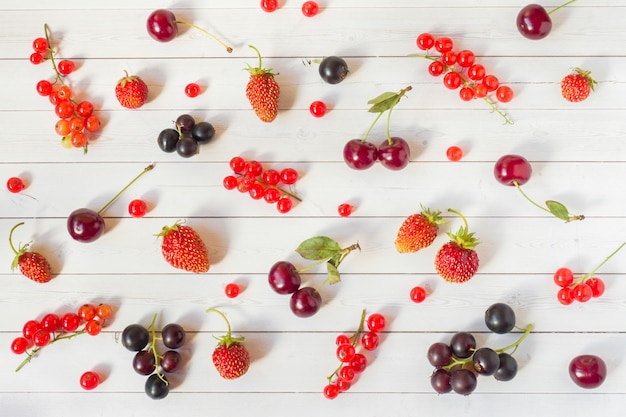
[414,33,514,124]
[32,24,101,152]
[157,114,216,158]
[121,315,186,400]
[323,310,385,399]
[427,303,532,395]
[11,303,114,371]
[223,156,301,214]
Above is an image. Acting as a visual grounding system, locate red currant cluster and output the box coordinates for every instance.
[414,33,514,124]
[223,156,302,214]
[31,24,101,152]
[553,242,624,305]
[323,310,385,399]
[10,303,113,371]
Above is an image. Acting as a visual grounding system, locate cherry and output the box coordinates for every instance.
[378,137,410,170]
[494,154,532,186]
[128,199,148,218]
[309,100,327,117]
[261,0,278,12]
[290,286,322,317]
[225,283,240,298]
[185,83,201,97]
[337,203,353,217]
[343,139,378,170]
[7,177,25,193]
[268,261,301,294]
[80,371,101,390]
[410,286,427,303]
[446,146,463,161]
[569,354,606,389]
[302,1,319,17]
[67,165,154,242]
[516,4,553,40]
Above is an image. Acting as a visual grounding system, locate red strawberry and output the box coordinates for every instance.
[156,222,209,273]
[434,210,479,283]
[395,205,445,253]
[115,71,148,109]
[9,222,52,283]
[245,45,279,122]
[207,308,250,380]
[561,68,597,102]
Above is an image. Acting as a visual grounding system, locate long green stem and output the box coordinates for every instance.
[175,21,233,53]
[206,308,232,337]
[15,327,87,372]
[42,24,65,86]
[9,222,25,255]
[512,181,551,214]
[147,313,168,385]
[97,164,154,215]
[549,0,577,15]
[361,112,385,142]
[574,242,626,284]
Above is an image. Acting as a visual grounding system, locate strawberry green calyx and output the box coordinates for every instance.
[421,204,446,227]
[362,86,412,145]
[206,308,245,347]
[117,70,141,88]
[446,209,479,251]
[155,220,184,238]
[571,67,597,91]
[245,45,276,77]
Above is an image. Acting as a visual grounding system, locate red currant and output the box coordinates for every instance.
[248,183,266,200]
[229,156,246,173]
[264,188,281,203]
[48,90,60,105]
[302,1,319,17]
[78,304,97,322]
[246,160,263,177]
[23,320,42,340]
[441,51,457,66]
[69,117,84,133]
[276,197,293,213]
[55,100,75,119]
[32,37,49,53]
[36,80,53,96]
[586,277,605,297]
[32,330,51,347]
[185,83,201,97]
[128,199,148,218]
[496,85,514,103]
[85,319,103,336]
[76,101,94,118]
[11,337,30,354]
[262,169,280,186]
[482,75,500,92]
[336,378,351,392]
[459,87,475,101]
[366,313,386,332]
[553,267,574,287]
[225,283,240,298]
[61,313,81,332]
[338,365,356,382]
[80,371,101,390]
[57,59,75,76]
[434,37,453,53]
[410,286,427,303]
[416,33,435,50]
[84,115,101,132]
[446,146,463,162]
[242,173,257,187]
[350,353,367,372]
[237,181,249,193]
[335,334,351,346]
[261,0,278,12]
[361,331,379,351]
[456,50,475,67]
[428,61,444,77]
[323,383,339,399]
[40,313,61,332]
[57,85,72,100]
[467,64,486,81]
[443,71,462,90]
[336,343,356,362]
[474,84,488,98]
[71,132,87,148]
[338,203,353,217]
[573,283,593,303]
[557,287,575,305]
[7,177,25,193]
[30,52,44,65]
[309,100,327,118]
[223,175,238,190]
[280,168,298,185]
[96,303,113,320]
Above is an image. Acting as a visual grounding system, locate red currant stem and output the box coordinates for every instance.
[175,21,233,53]
[549,0,577,15]
[97,164,154,215]
[147,313,168,385]
[8,222,26,256]
[573,242,626,285]
[361,111,385,142]
[482,97,514,125]
[326,309,367,382]
[15,327,89,372]
[42,23,66,86]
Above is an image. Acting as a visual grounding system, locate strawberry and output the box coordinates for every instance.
[9,223,52,283]
[115,71,148,109]
[395,205,445,253]
[156,222,209,273]
[561,68,597,102]
[207,308,250,380]
[245,45,279,123]
[434,210,479,283]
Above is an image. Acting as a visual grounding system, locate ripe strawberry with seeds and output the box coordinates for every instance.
[207,308,250,380]
[115,71,149,109]
[9,222,52,283]
[156,221,209,273]
[245,45,280,122]
[395,205,445,253]
[434,209,479,283]
[561,68,597,102]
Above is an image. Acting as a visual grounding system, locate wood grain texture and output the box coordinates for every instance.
[1,1,625,416]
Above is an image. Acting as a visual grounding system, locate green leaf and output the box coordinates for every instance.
[546,200,571,221]
[368,95,401,113]
[326,262,341,285]
[295,236,342,260]
[367,91,398,105]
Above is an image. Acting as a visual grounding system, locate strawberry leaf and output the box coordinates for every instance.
[326,262,341,284]
[296,236,342,260]
[546,200,571,221]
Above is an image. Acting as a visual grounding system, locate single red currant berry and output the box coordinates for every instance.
[474,84,488,98]
[338,203,353,217]
[573,283,593,303]
[261,0,278,12]
[350,353,368,372]
[434,37,453,53]
[49,90,60,105]
[336,378,351,392]
[30,52,44,65]
[246,160,263,177]
[11,337,30,354]
[96,303,113,320]
[335,334,351,346]
[32,329,51,347]
[459,87,475,101]
[309,100,327,118]
[32,37,49,53]
[280,168,298,185]
[338,365,357,382]
[443,71,462,90]
[22,320,42,340]
[85,319,103,336]
[248,183,266,200]
[69,117,84,133]
[242,172,257,187]
[441,51,457,66]
[237,181,249,193]
[185,83,201,97]
[482,75,500,92]
[71,132,87,148]
[323,383,339,399]
[302,1,319,17]
[229,156,246,173]
[263,187,281,203]
[410,286,427,303]
[128,199,148,218]
[467,64,486,81]
[223,175,238,190]
[361,331,379,351]
[57,85,72,100]
[36,80,53,96]
[40,313,61,332]
[586,277,605,297]
[61,313,81,331]
[553,267,574,287]
[366,313,386,332]
[416,33,435,50]
[80,371,101,390]
[7,177,25,193]
[557,287,575,305]
[276,197,293,214]
[76,101,94,118]
[78,304,97,322]
[496,85,514,103]
[225,283,240,298]
[446,146,463,162]
[84,115,101,132]
[428,61,445,77]
[57,59,75,76]
[262,169,280,186]
[55,100,75,119]
[336,343,356,362]
[456,50,475,67]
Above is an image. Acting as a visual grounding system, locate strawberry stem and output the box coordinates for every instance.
[549,0,577,15]
[448,208,469,237]
[97,164,154,215]
[8,222,25,256]
[175,20,233,53]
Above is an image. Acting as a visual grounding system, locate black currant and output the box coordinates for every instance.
[319,56,349,84]
[430,368,452,394]
[133,350,157,375]
[175,114,195,132]
[472,347,500,376]
[494,352,518,381]
[121,324,150,352]
[485,302,516,334]
[176,137,199,158]
[145,373,169,400]
[449,369,477,395]
[191,121,215,144]
[157,128,179,153]
[449,332,476,359]
[427,342,453,367]
[161,323,186,349]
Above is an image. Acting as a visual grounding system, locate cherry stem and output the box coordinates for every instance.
[97,164,154,215]
[326,309,366,382]
[361,111,385,143]
[313,242,361,292]
[575,242,626,284]
[206,308,232,338]
[147,313,168,385]
[8,222,25,256]
[175,21,233,53]
[512,181,583,222]
[549,0,577,15]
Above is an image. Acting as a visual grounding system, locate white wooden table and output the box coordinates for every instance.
[1,1,625,415]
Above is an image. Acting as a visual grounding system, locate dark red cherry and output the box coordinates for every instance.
[516,4,552,40]
[67,208,105,243]
[378,137,410,170]
[290,287,322,318]
[147,9,178,42]
[343,139,378,170]
[494,154,532,186]
[569,354,607,389]
[268,261,302,295]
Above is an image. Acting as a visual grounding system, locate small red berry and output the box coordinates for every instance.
[496,85,514,103]
[96,303,113,320]
[85,319,103,336]
[61,313,81,332]
[350,353,367,372]
[302,1,319,17]
[223,175,238,190]
[36,80,53,96]
[128,199,148,218]
[76,101,94,118]
[573,283,593,303]
[483,75,500,92]
[323,383,339,399]
[246,160,263,177]
[57,59,75,76]
[32,37,49,53]
[456,50,475,68]
[262,169,280,186]
[416,33,435,50]
[309,100,327,117]
[261,0,279,12]
[336,343,356,362]
[11,337,30,354]
[80,371,101,390]
[229,156,246,173]
[32,330,51,347]
[443,71,462,90]
[185,83,201,97]
[338,365,357,382]
[434,37,453,53]
[410,286,427,303]
[557,287,575,305]
[276,197,293,214]
[428,61,445,77]
[23,320,42,340]
[553,267,574,287]
[338,203,353,217]
[446,146,463,161]
[40,313,61,332]
[280,168,298,185]
[78,304,97,322]
[225,283,240,298]
[7,177,25,193]
[361,331,379,351]
[30,52,44,65]
[459,87,475,102]
[366,313,386,332]
[335,334,351,346]
[586,277,605,297]
[264,188,281,203]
